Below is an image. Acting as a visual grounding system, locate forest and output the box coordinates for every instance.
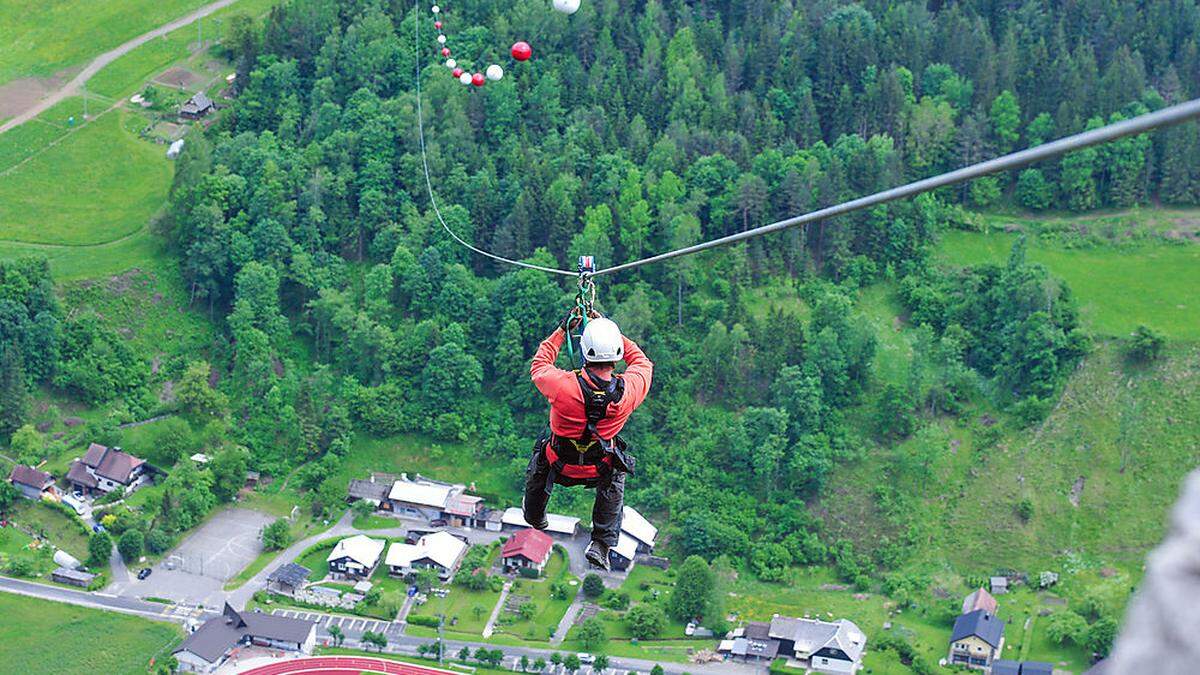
[4,0,1200,595]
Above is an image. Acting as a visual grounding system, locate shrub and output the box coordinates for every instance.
[1126,325,1165,362]
[582,573,605,598]
[408,614,441,628]
[626,603,666,639]
[117,529,144,562]
[1016,498,1034,522]
[518,565,540,579]
[577,617,607,650]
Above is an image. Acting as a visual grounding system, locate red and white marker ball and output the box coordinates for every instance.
[511,41,532,61]
[434,20,442,29]
[441,47,451,57]
[472,72,485,87]
[452,67,464,79]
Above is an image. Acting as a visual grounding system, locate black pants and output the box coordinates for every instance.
[522,440,626,547]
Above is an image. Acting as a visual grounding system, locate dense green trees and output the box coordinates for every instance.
[139,0,1200,581]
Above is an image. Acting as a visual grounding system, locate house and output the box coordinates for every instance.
[385,530,468,580]
[347,474,392,510]
[174,603,316,673]
[962,587,999,615]
[990,576,1009,595]
[266,562,310,597]
[993,660,1054,675]
[484,509,503,532]
[326,535,385,580]
[66,443,147,495]
[949,609,1006,670]
[179,92,214,120]
[718,621,781,662]
[501,528,554,573]
[609,532,640,572]
[501,507,580,536]
[8,465,56,500]
[621,505,658,553]
[767,615,867,674]
[388,474,484,526]
[51,567,96,587]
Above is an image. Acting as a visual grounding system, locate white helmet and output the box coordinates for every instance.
[580,318,624,363]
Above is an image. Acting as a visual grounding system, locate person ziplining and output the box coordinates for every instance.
[522,291,653,571]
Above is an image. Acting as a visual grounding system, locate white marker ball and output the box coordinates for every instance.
[445,58,457,69]
[486,64,504,81]
[437,35,446,44]
[431,5,440,14]
[459,72,473,85]
[553,0,581,14]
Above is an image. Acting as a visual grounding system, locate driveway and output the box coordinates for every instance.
[108,507,273,609]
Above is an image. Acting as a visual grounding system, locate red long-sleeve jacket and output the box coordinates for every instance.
[530,328,654,441]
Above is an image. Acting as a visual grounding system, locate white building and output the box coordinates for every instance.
[621,505,659,553]
[386,531,468,580]
[326,535,385,580]
[501,507,580,536]
[388,474,484,527]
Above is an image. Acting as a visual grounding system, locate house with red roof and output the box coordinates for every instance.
[501,528,554,574]
[66,443,147,495]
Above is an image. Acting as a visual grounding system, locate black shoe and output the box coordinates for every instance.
[585,540,611,571]
[529,516,549,530]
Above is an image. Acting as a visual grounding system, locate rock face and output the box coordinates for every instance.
[1107,471,1200,674]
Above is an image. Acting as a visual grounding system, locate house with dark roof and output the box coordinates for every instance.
[949,609,1006,670]
[992,660,1054,675]
[718,621,781,663]
[767,615,867,674]
[179,92,215,120]
[266,562,310,597]
[962,587,999,615]
[174,603,316,673]
[347,474,393,510]
[67,443,147,495]
[8,465,56,500]
[501,528,554,574]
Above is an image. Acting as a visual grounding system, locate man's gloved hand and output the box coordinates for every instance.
[559,309,583,333]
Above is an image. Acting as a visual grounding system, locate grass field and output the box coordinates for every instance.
[938,229,1200,339]
[9,500,91,561]
[0,592,180,674]
[0,0,212,85]
[0,109,171,245]
[491,548,576,643]
[338,434,520,506]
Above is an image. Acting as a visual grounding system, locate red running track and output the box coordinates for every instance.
[239,655,458,675]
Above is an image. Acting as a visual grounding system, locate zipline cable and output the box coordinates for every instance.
[593,97,1200,277]
[413,0,576,278]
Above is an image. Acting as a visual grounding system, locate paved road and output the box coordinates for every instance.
[0,0,243,135]
[0,574,211,623]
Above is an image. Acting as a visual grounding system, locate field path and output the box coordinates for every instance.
[0,0,242,135]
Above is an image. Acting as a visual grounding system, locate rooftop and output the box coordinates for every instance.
[386,531,468,569]
[621,505,658,547]
[8,465,52,488]
[501,528,554,563]
[327,535,385,568]
[388,477,457,508]
[174,603,314,663]
[267,562,310,588]
[951,609,1006,648]
[501,507,580,535]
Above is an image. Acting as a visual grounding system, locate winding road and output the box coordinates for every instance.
[0,0,243,135]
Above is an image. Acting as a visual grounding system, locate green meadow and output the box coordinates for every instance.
[0,593,180,674]
[0,109,172,246]
[938,229,1200,339]
[0,0,211,85]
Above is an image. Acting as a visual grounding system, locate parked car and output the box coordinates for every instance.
[92,524,105,533]
[61,494,86,515]
[137,567,152,580]
[577,653,595,665]
[430,518,448,527]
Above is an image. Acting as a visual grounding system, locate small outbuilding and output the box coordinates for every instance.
[52,567,96,587]
[179,92,214,120]
[266,562,310,597]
